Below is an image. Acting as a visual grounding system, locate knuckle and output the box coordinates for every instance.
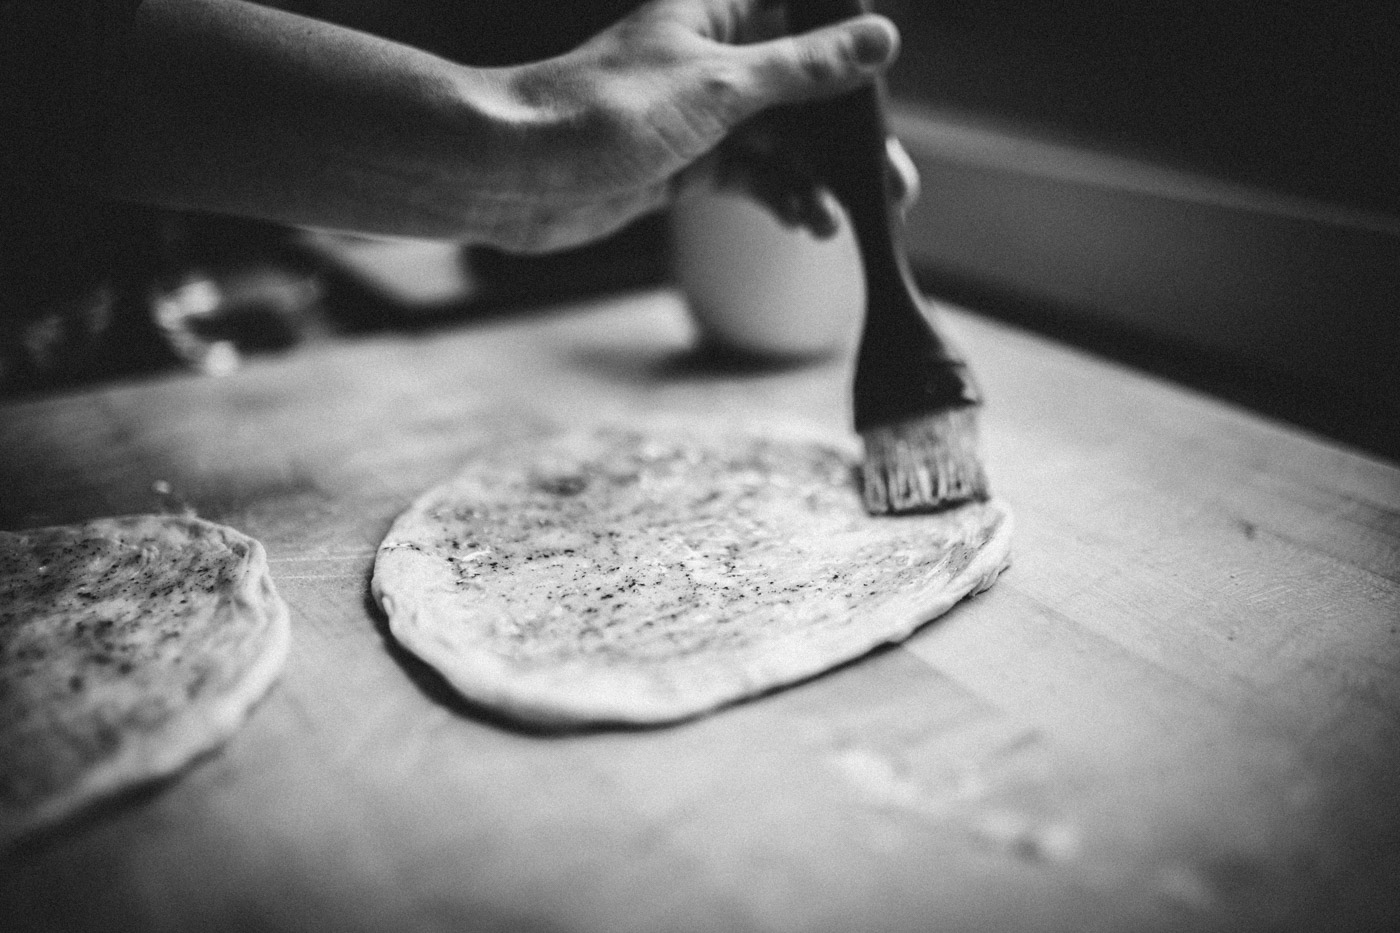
[796,44,849,88]
[699,62,750,118]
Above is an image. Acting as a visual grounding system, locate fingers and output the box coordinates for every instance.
[684,125,919,241]
[682,126,842,238]
[885,137,920,215]
[727,160,842,237]
[728,14,899,117]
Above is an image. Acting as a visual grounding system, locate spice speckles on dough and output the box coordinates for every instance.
[1,516,290,843]
[373,426,1013,726]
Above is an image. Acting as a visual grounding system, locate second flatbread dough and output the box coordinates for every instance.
[1,515,290,845]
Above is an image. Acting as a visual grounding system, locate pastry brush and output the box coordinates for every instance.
[787,0,989,513]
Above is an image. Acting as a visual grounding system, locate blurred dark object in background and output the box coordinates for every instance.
[0,202,666,397]
[0,204,324,395]
[148,226,323,378]
[0,189,170,394]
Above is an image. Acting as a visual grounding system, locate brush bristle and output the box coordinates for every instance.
[860,407,989,514]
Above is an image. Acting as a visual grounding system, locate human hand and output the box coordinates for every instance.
[699,128,921,239]
[474,0,903,253]
[92,0,908,251]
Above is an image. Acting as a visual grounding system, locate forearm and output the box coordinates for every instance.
[52,0,898,253]
[94,0,532,239]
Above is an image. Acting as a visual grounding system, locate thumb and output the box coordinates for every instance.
[733,14,899,113]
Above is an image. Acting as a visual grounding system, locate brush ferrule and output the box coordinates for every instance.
[852,354,982,434]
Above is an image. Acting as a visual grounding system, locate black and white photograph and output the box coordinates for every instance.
[3,2,1397,931]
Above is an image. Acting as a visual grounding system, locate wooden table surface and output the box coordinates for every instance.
[2,290,1397,933]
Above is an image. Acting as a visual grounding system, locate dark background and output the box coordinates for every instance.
[880,1,1398,217]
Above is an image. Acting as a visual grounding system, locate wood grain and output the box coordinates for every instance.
[2,291,1397,932]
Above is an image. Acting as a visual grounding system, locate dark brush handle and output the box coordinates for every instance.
[785,0,981,430]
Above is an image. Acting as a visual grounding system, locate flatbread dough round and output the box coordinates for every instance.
[374,425,1011,727]
[1,515,290,845]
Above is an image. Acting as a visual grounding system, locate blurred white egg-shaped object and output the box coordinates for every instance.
[668,190,864,361]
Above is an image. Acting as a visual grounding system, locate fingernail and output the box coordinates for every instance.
[851,22,895,67]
